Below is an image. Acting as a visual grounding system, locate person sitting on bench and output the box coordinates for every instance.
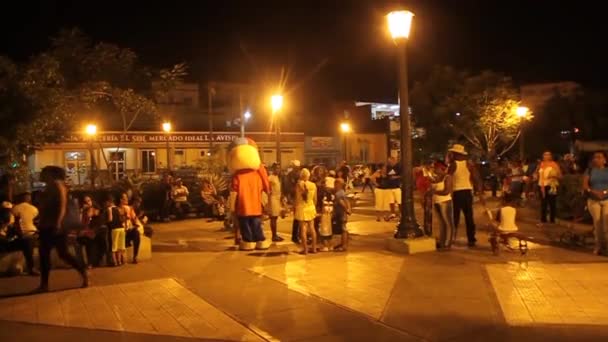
[0,207,37,275]
[172,179,191,219]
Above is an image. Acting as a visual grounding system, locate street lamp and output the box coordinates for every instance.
[162,122,172,170]
[271,94,283,166]
[516,106,529,161]
[340,122,351,162]
[84,124,98,188]
[387,9,422,239]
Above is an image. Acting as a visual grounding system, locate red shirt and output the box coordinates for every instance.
[232,165,270,216]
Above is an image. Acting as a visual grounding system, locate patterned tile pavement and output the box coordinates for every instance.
[251,251,404,320]
[487,262,608,326]
[0,278,262,341]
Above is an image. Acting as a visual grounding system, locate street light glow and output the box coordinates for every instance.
[244,111,252,120]
[85,124,97,136]
[162,122,172,133]
[387,10,414,39]
[516,106,529,118]
[271,94,283,113]
[340,122,351,133]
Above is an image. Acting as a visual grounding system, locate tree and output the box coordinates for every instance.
[411,67,526,159]
[0,28,186,167]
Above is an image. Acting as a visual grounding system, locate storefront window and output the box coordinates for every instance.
[65,151,87,186]
[141,150,156,173]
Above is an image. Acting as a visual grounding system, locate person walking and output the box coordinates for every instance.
[361,164,374,193]
[538,151,561,224]
[430,162,455,249]
[295,168,317,254]
[372,164,389,221]
[447,144,482,247]
[36,166,88,292]
[583,151,608,256]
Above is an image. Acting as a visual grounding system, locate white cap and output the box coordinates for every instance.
[292,160,301,167]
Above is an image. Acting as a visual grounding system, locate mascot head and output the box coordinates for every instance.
[228,137,261,173]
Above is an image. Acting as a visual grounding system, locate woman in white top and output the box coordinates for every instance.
[431,162,456,249]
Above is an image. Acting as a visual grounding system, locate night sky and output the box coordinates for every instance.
[2,0,606,106]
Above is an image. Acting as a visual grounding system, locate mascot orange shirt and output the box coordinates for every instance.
[228,137,271,250]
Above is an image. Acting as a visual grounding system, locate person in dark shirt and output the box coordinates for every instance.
[37,166,88,292]
[337,161,351,185]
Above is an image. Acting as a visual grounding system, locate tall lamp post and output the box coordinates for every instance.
[162,122,172,170]
[340,122,351,162]
[516,106,529,161]
[271,94,283,166]
[387,10,423,238]
[85,124,98,188]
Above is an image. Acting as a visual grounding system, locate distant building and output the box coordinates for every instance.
[520,81,582,112]
[30,82,305,185]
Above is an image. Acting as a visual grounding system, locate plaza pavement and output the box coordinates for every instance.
[1,190,608,341]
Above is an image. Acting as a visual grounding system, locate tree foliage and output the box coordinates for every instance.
[0,28,186,163]
[411,66,526,159]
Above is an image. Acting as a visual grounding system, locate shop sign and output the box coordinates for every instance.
[63,132,303,144]
[310,137,334,149]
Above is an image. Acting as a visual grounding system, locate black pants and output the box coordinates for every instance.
[291,219,300,244]
[39,229,85,288]
[126,229,141,259]
[94,227,110,266]
[0,237,35,273]
[361,179,374,193]
[159,199,171,220]
[76,236,95,267]
[540,186,557,223]
[452,190,476,244]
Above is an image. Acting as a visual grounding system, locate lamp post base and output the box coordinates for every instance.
[386,236,436,254]
[394,221,425,239]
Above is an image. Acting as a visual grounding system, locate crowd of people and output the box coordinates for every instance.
[248,161,352,254]
[0,166,153,291]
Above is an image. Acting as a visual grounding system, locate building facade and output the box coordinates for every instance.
[30,131,304,186]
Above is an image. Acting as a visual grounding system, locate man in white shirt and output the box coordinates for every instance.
[12,192,39,237]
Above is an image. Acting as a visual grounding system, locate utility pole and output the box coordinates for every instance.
[208,82,214,154]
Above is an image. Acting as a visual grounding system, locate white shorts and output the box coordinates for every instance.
[388,188,401,205]
[374,189,391,211]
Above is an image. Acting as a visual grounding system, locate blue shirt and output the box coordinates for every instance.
[587,167,608,191]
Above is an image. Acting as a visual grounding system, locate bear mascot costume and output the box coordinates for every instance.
[228,137,272,251]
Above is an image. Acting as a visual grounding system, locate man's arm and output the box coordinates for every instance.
[57,181,67,229]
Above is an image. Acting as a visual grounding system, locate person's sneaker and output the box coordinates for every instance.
[467,242,477,248]
[321,247,330,252]
[272,235,284,242]
[132,258,138,264]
